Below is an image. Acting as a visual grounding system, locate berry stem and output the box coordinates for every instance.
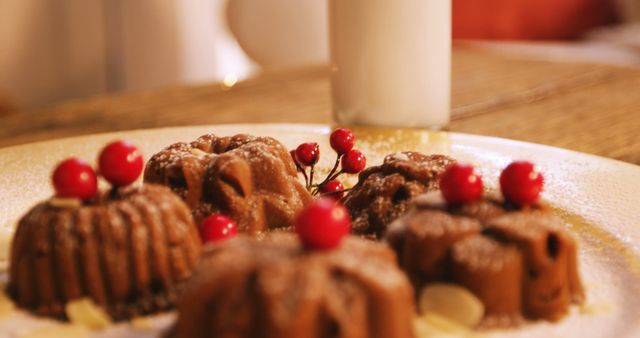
[312,170,344,196]
[109,186,119,199]
[327,154,341,180]
[302,169,309,187]
[294,161,309,187]
[325,169,344,185]
[314,154,342,191]
[309,165,315,189]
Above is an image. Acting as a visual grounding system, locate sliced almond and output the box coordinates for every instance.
[0,289,15,317]
[415,315,493,338]
[423,313,470,335]
[19,324,88,338]
[48,197,82,209]
[580,301,613,315]
[0,219,16,263]
[419,283,484,328]
[189,148,209,157]
[65,298,112,330]
[131,316,153,331]
[414,317,459,338]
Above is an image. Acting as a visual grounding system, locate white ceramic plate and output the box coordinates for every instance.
[0,124,639,338]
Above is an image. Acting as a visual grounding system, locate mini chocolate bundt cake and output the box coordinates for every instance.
[485,211,585,320]
[385,192,584,326]
[450,236,524,327]
[172,233,416,338]
[342,152,455,238]
[8,184,202,320]
[144,134,312,234]
[385,209,482,288]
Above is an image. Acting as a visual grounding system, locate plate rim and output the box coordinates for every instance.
[2,123,638,173]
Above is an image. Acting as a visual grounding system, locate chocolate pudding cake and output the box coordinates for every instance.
[485,211,585,320]
[386,192,584,325]
[8,184,202,320]
[144,134,312,233]
[172,234,416,338]
[450,236,524,326]
[342,152,455,238]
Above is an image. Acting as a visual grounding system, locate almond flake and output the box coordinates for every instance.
[19,324,88,338]
[48,197,82,209]
[0,289,15,318]
[189,148,209,157]
[419,283,484,329]
[131,316,153,331]
[65,298,112,330]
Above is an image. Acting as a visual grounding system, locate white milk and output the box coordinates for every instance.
[329,0,451,129]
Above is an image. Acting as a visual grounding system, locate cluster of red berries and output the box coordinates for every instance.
[198,129,360,249]
[439,161,544,207]
[290,128,366,199]
[199,129,363,248]
[51,140,144,201]
[200,129,361,248]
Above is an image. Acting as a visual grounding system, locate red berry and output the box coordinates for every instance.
[295,142,320,166]
[52,158,98,200]
[330,128,355,155]
[199,214,238,243]
[290,150,300,165]
[295,198,351,250]
[341,149,366,174]
[319,180,345,200]
[500,161,544,206]
[439,163,483,205]
[98,140,144,187]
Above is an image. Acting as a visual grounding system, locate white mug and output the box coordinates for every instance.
[329,0,451,129]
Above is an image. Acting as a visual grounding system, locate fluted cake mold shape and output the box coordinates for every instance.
[7,184,202,320]
[386,192,585,327]
[144,134,312,234]
[172,233,416,338]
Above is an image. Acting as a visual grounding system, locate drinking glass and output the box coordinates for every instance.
[329,0,451,129]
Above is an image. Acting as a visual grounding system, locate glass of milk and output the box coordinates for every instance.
[329,0,451,129]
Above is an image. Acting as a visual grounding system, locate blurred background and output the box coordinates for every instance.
[1,0,639,113]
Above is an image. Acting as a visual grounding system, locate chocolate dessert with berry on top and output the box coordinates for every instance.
[144,134,312,234]
[8,141,201,321]
[386,162,585,326]
[172,198,416,338]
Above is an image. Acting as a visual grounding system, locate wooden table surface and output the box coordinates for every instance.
[1,47,639,164]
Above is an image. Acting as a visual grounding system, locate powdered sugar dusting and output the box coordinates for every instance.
[0,124,639,337]
[386,152,410,162]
